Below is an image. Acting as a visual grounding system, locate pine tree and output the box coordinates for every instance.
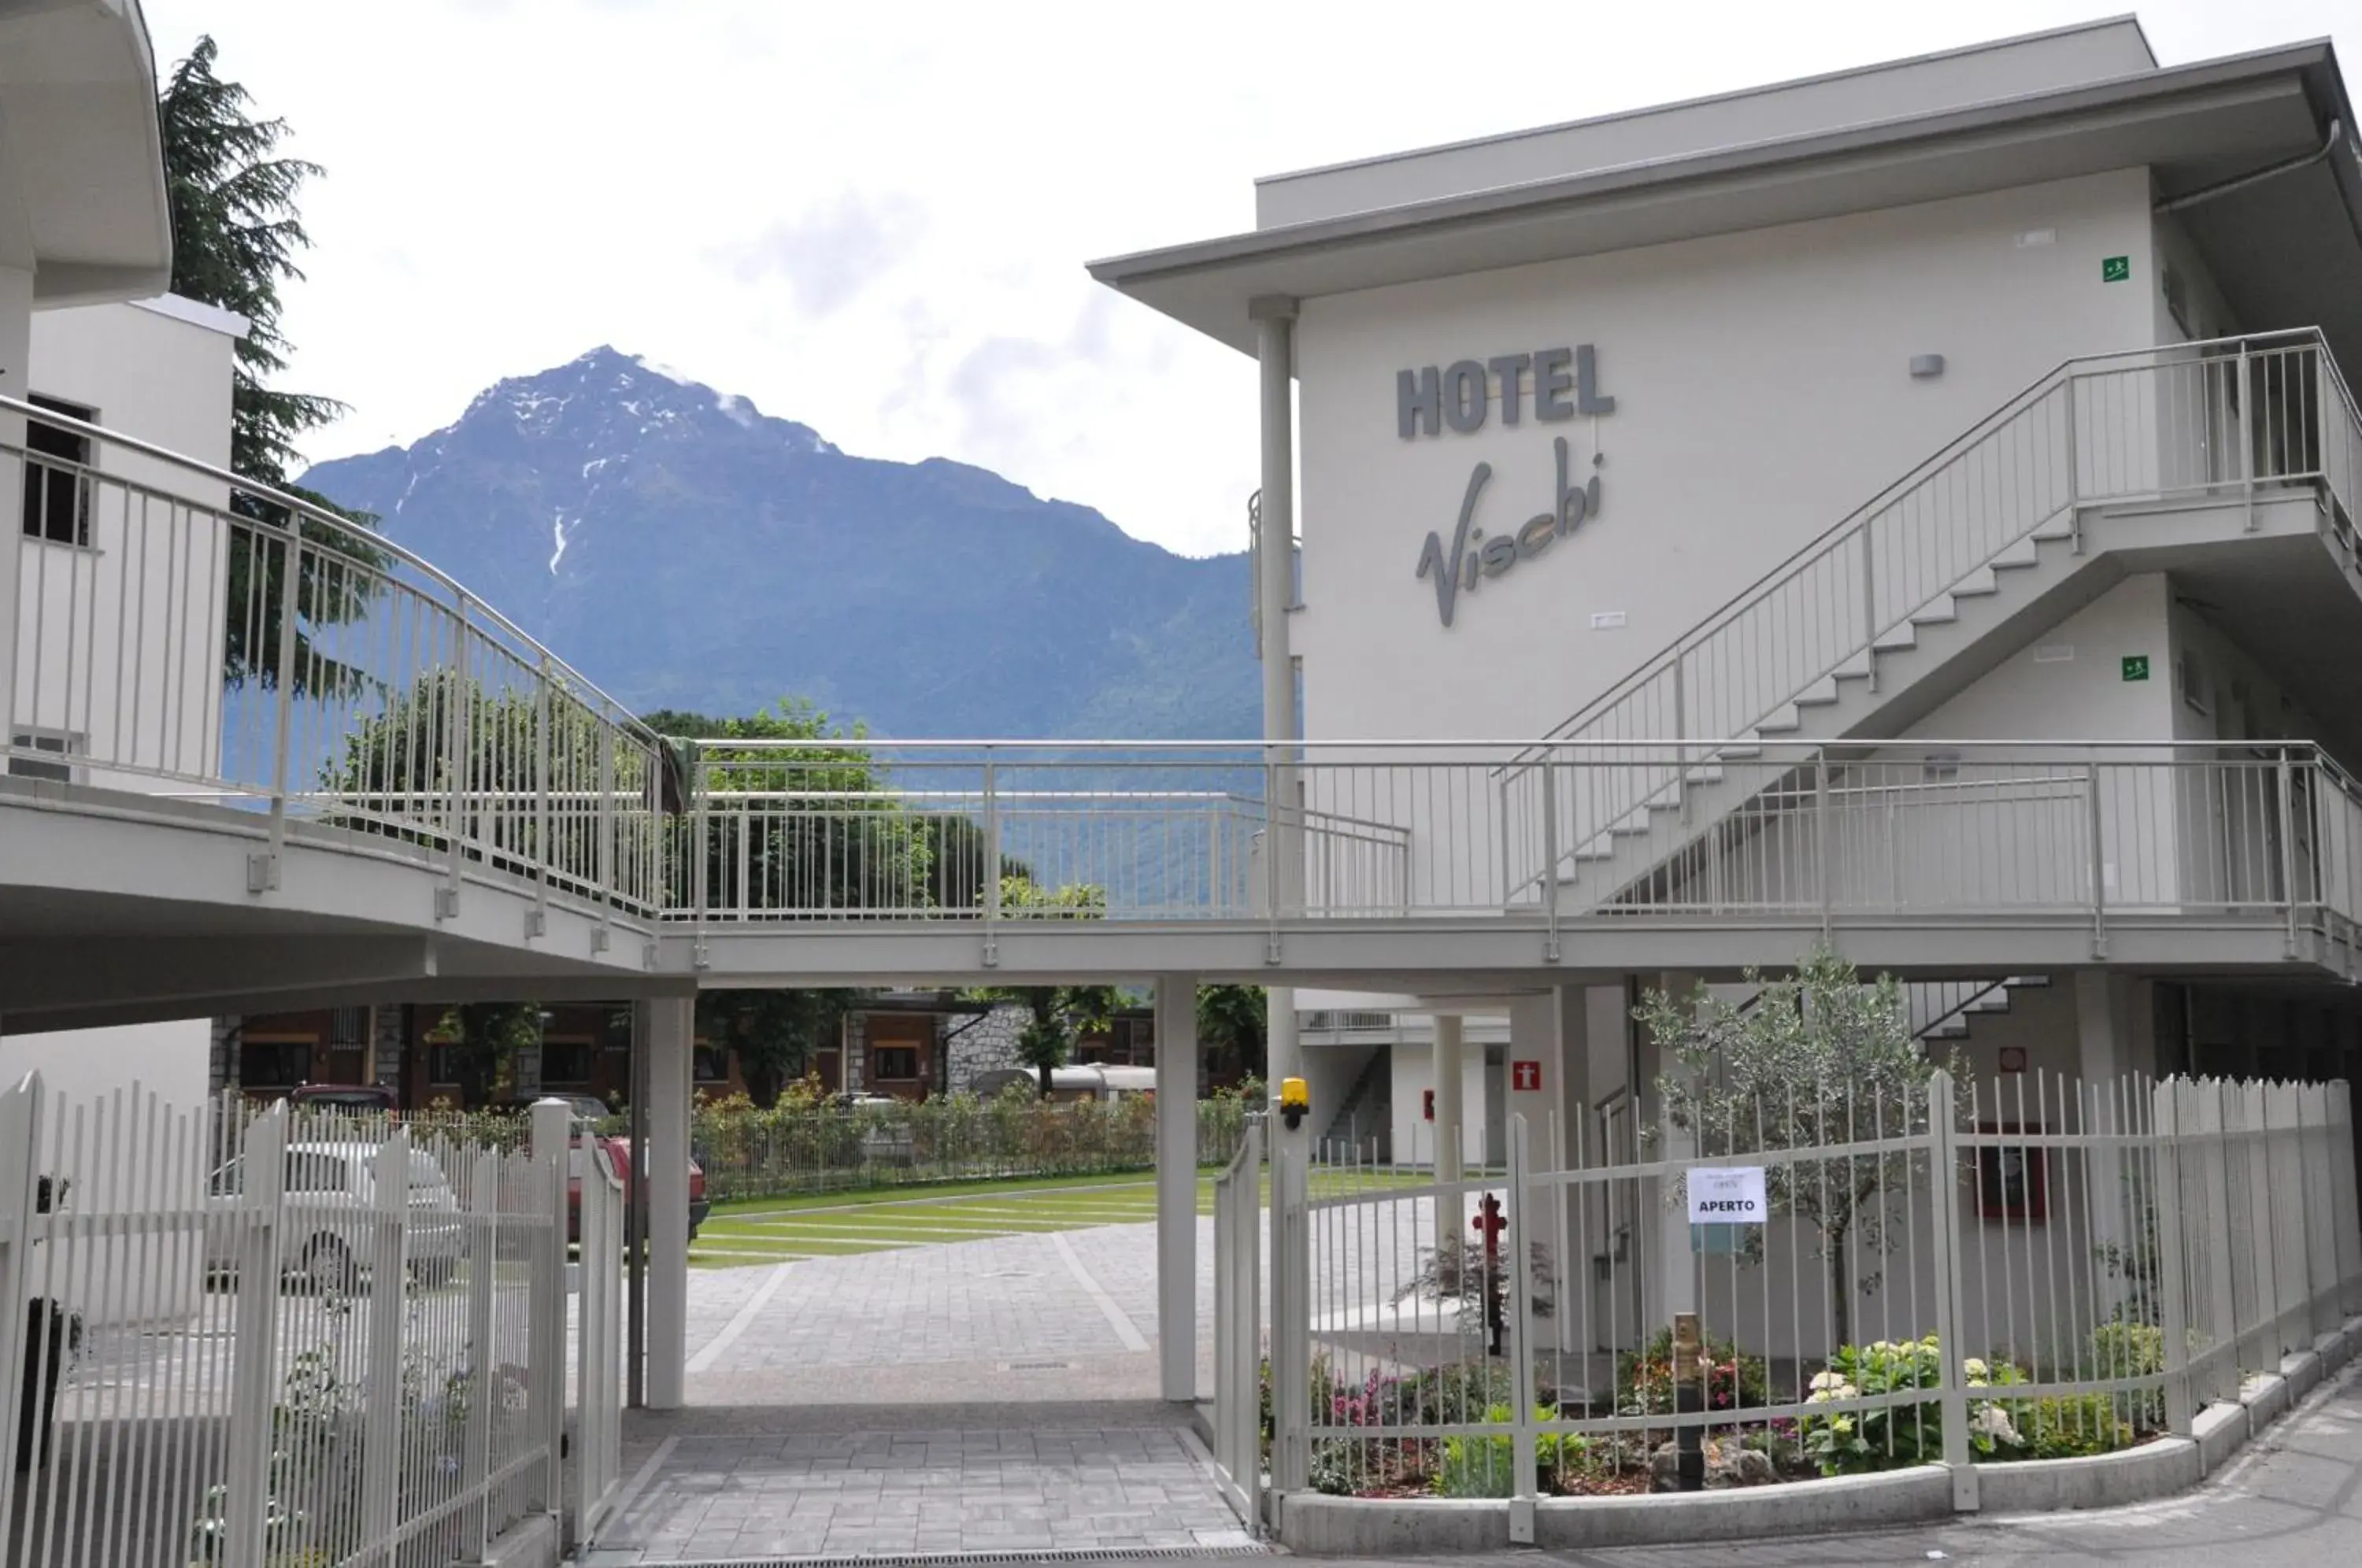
[158,35,382,691]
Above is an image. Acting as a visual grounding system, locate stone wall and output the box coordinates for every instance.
[946,1005,1028,1093]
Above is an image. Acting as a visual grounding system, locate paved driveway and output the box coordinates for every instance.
[594,1215,1252,1563]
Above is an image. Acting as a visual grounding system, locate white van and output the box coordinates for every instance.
[968,1064,1158,1103]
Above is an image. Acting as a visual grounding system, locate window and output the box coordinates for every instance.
[2179,650,2210,716]
[329,1006,371,1048]
[693,1045,730,1082]
[7,730,77,784]
[20,395,94,547]
[542,1042,593,1085]
[240,1037,312,1089]
[1975,1125,2049,1222]
[870,1045,920,1082]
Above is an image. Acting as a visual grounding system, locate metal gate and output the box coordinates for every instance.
[1208,1118,1263,1531]
[568,1126,628,1547]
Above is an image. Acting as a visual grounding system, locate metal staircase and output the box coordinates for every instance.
[1320,1046,1393,1155]
[1511,329,2362,912]
[1912,975,2046,1041]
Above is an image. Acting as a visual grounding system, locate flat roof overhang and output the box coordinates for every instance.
[0,0,172,304]
[1091,43,2362,368]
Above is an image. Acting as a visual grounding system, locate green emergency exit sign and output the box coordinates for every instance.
[2123,655,2151,682]
[2102,255,2131,283]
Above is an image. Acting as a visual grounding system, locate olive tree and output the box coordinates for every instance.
[1637,946,1957,1349]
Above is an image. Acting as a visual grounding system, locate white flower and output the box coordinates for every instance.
[1963,1358,1990,1380]
[1971,1403,2021,1445]
[1809,1370,1846,1392]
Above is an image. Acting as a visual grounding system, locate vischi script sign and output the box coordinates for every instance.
[1686,1166,1768,1223]
[1403,345,1614,628]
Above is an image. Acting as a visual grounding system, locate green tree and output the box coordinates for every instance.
[160,35,385,693]
[1637,946,1956,1348]
[644,701,927,913]
[431,1002,542,1108]
[319,669,628,882]
[918,815,1034,910]
[697,989,863,1108]
[989,983,1120,1100]
[1196,985,1268,1081]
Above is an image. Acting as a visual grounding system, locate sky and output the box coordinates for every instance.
[143,0,2358,560]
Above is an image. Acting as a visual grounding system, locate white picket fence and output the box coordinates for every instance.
[0,1077,617,1568]
[1246,1071,2362,1518]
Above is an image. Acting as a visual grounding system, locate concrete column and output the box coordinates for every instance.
[1507,989,1579,1173]
[1154,975,1198,1403]
[1253,296,1303,1108]
[644,994,692,1410]
[1432,1014,1464,1182]
[0,265,31,734]
[2074,971,2131,1264]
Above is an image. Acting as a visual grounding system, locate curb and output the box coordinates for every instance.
[1271,1312,2362,1555]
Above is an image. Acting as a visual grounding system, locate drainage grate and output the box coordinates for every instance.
[1000,1359,1070,1370]
[650,1547,1271,1568]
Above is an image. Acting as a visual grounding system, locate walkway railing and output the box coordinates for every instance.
[653,740,2362,958]
[2,395,669,919]
[1512,328,2362,885]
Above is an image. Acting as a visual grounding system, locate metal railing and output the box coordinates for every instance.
[0,1076,569,1568]
[1253,1069,2361,1509]
[643,740,2362,959]
[1513,329,2362,882]
[1,395,669,920]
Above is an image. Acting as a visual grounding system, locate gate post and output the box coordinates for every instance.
[1926,1070,1979,1511]
[0,1074,43,1532]
[2151,1078,2195,1435]
[1506,1115,1539,1542]
[1269,1098,1312,1505]
[530,1100,574,1518]
[224,1103,289,1565]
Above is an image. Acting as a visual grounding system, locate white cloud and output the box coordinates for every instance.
[138,0,2356,560]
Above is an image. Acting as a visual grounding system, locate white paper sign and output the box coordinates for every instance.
[1687,1166,1768,1222]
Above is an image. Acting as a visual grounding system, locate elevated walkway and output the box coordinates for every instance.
[7,331,2362,1022]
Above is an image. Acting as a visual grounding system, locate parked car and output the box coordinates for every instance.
[491,1093,614,1125]
[287,1083,398,1115]
[204,1141,465,1292]
[566,1133,708,1245]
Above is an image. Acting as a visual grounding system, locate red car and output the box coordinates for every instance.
[568,1133,708,1244]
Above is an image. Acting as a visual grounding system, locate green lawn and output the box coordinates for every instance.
[690,1166,1435,1269]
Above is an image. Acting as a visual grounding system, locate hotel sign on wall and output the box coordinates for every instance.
[1401,345,1613,627]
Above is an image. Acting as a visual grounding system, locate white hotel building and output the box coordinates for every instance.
[4,2,2362,1466]
[1093,17,2362,1176]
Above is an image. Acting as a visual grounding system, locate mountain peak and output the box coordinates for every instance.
[450,346,835,456]
[296,353,1256,740]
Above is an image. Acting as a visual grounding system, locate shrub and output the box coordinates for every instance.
[2090,1320,2166,1432]
[1430,1404,1572,1498]
[2001,1394,2133,1458]
[1798,1335,2028,1475]
[1616,1326,1769,1417]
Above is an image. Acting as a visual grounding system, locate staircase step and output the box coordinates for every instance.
[1872,623,1919,653]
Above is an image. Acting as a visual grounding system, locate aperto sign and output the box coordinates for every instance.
[1402,345,1615,628]
[1686,1166,1768,1222]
